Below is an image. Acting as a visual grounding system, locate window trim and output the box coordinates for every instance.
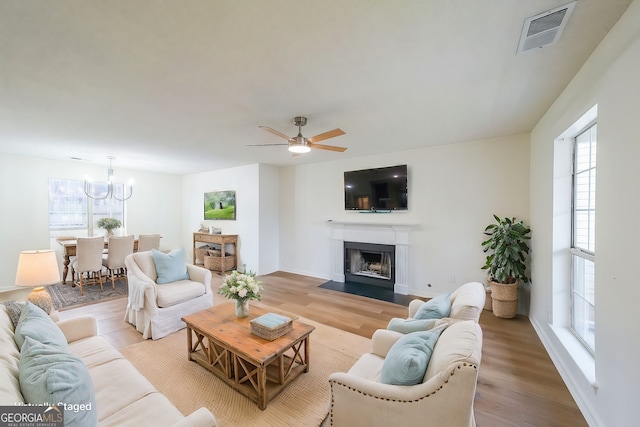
[48,178,126,238]
[570,247,594,262]
[569,121,597,354]
[551,104,597,384]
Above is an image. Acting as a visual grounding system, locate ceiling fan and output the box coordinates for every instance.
[250,116,347,154]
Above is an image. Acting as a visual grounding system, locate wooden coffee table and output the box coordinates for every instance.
[181,303,315,410]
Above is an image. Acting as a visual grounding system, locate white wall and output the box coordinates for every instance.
[530,1,640,425]
[258,164,280,274]
[278,134,530,300]
[0,153,183,290]
[181,163,280,274]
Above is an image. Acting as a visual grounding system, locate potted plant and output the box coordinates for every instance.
[481,215,531,318]
[97,217,122,236]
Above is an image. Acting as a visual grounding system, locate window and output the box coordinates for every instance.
[49,178,125,238]
[571,124,596,353]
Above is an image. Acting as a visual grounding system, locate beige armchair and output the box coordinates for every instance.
[124,251,213,340]
[328,320,483,427]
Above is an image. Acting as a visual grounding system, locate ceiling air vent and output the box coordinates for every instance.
[517,1,576,54]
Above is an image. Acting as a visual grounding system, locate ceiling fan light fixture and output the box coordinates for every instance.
[252,116,346,154]
[289,144,311,154]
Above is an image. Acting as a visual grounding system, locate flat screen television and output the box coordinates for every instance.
[344,165,408,211]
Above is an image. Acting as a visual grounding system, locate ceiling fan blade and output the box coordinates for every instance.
[308,142,348,152]
[306,128,345,143]
[246,143,289,146]
[259,126,293,141]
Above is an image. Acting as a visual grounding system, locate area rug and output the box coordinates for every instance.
[120,314,371,427]
[46,279,128,311]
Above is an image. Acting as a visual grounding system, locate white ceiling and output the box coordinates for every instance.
[0,0,632,175]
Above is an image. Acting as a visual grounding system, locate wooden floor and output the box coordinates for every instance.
[59,271,587,427]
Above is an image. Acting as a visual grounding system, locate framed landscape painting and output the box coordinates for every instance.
[204,190,236,220]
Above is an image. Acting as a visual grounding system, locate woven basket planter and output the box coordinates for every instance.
[204,255,235,272]
[489,279,518,319]
[483,288,493,311]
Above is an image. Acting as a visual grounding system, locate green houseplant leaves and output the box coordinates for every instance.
[96,217,122,232]
[481,215,531,284]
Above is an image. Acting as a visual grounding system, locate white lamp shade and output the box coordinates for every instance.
[15,250,60,287]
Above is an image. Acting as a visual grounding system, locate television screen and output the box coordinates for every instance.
[344,165,408,211]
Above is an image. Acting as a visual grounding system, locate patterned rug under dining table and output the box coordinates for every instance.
[181,302,315,410]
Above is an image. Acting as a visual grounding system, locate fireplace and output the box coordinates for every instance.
[344,242,395,289]
[329,221,417,295]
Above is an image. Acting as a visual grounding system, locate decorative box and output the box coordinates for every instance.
[250,312,293,341]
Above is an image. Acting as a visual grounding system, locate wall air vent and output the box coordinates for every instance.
[517,1,576,54]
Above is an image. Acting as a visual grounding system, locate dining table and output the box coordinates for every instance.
[56,237,139,284]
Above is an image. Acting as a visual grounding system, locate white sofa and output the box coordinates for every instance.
[124,251,213,340]
[328,320,482,427]
[407,281,486,322]
[0,303,217,426]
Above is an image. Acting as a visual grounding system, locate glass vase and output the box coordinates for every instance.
[235,299,250,318]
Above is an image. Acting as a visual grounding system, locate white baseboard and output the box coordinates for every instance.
[529,316,603,427]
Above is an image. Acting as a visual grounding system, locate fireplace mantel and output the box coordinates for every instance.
[327,221,418,228]
[328,221,419,295]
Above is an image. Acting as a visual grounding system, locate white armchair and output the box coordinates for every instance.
[328,320,483,427]
[124,251,213,340]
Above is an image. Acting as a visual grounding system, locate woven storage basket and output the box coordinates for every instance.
[250,316,293,341]
[204,255,235,272]
[489,280,518,318]
[491,299,517,318]
[483,288,493,311]
[490,281,517,300]
[195,247,210,263]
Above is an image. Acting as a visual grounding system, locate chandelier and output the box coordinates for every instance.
[84,156,133,201]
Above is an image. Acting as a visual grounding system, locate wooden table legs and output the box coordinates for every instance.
[62,255,71,284]
[186,327,311,410]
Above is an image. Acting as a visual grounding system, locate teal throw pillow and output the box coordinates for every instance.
[380,326,445,386]
[152,248,189,284]
[19,337,98,427]
[14,302,68,352]
[413,293,451,320]
[387,317,439,334]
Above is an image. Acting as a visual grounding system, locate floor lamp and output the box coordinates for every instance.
[15,249,60,314]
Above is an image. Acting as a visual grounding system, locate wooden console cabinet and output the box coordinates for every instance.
[193,233,238,272]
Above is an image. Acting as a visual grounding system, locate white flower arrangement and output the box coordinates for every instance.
[217,270,263,302]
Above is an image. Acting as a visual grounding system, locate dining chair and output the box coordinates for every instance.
[102,235,135,289]
[71,236,106,296]
[137,234,162,252]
